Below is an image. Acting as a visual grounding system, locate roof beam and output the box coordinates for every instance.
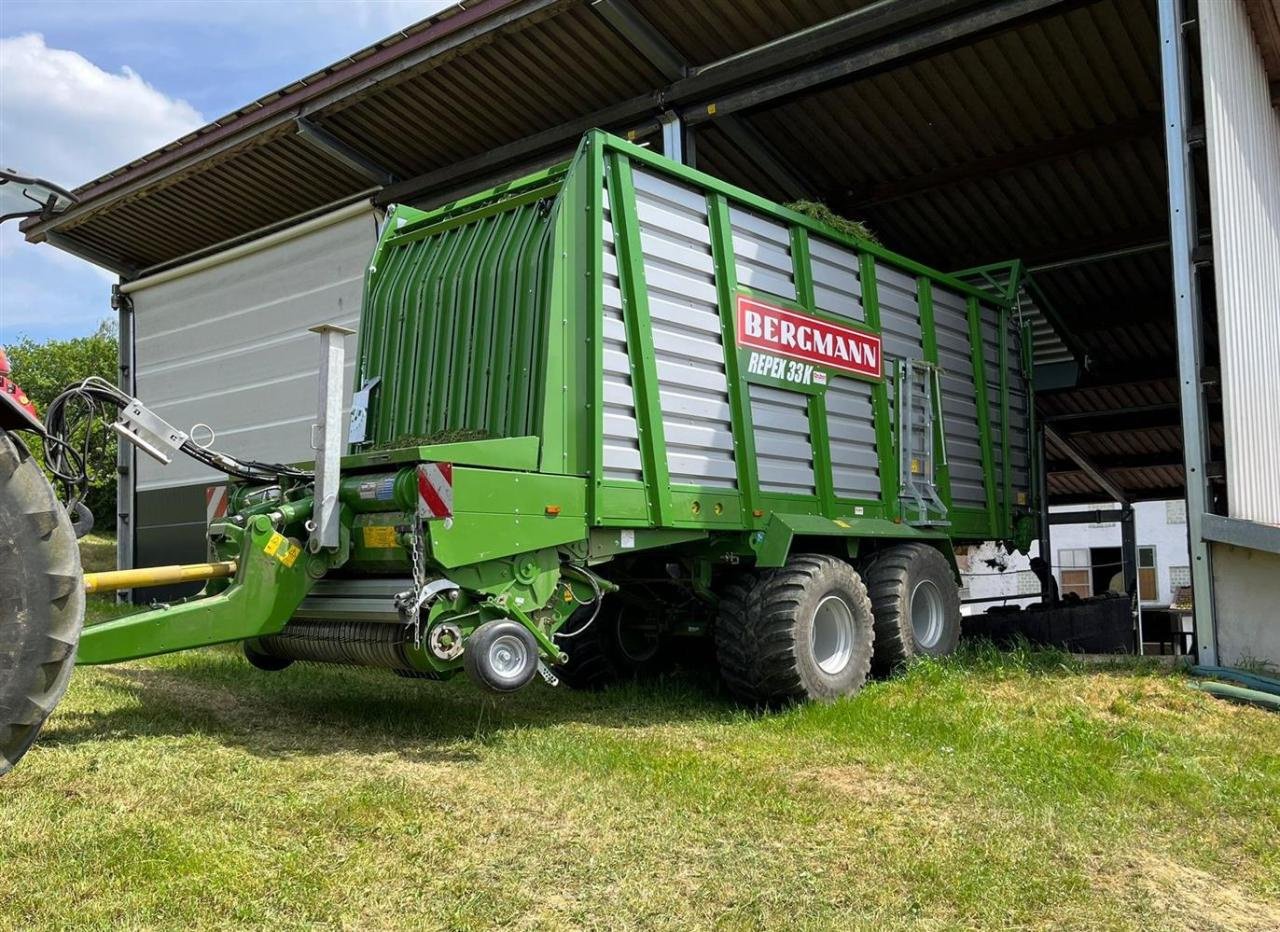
[679,0,1074,125]
[950,224,1173,269]
[1042,404,1182,433]
[1044,424,1130,503]
[590,0,687,80]
[1046,450,1187,473]
[590,0,812,196]
[383,0,1075,205]
[841,113,1162,211]
[295,119,397,186]
[1048,487,1186,506]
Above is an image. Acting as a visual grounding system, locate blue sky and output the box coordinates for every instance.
[0,0,450,343]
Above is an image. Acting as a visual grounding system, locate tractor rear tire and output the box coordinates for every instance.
[863,543,961,673]
[715,554,874,705]
[0,429,84,775]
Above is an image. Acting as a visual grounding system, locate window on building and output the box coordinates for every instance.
[1058,548,1092,599]
[1138,546,1158,601]
[1166,500,1187,524]
[1169,565,1191,588]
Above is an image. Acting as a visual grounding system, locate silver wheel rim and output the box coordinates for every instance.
[910,579,945,649]
[811,594,855,675]
[488,634,528,678]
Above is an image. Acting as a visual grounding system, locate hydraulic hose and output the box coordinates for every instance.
[1190,665,1280,697]
[1187,680,1280,711]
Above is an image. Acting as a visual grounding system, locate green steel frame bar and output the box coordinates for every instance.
[707,192,761,518]
[607,151,674,526]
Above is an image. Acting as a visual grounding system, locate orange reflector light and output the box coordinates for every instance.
[752,509,764,518]
[545,505,561,516]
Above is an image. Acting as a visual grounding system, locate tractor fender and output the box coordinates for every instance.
[0,379,45,435]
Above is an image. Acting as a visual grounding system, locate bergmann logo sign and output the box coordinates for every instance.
[736,294,882,379]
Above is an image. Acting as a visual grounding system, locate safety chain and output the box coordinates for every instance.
[394,511,430,648]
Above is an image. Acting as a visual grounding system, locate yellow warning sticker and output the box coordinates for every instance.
[263,532,286,556]
[280,544,302,568]
[910,458,923,475]
[362,525,398,549]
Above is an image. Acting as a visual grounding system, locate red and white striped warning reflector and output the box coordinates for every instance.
[206,485,228,526]
[416,462,453,519]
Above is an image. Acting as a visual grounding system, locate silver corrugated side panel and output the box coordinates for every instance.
[1007,319,1031,495]
[635,169,737,489]
[875,263,923,362]
[729,205,797,300]
[128,205,378,492]
[1201,0,1280,527]
[809,235,865,322]
[826,376,880,500]
[601,184,643,482]
[749,382,815,496]
[932,287,986,509]
[979,304,1031,504]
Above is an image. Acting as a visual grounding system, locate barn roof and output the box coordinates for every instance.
[22,0,1208,506]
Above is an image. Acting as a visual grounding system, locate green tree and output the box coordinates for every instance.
[6,321,119,529]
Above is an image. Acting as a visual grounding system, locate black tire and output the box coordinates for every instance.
[863,543,962,673]
[464,620,539,693]
[0,429,84,775]
[552,596,668,691]
[715,554,874,705]
[243,641,293,672]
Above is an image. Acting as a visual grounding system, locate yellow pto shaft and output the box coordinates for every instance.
[83,561,238,594]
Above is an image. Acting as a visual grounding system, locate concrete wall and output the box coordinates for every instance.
[1211,543,1280,670]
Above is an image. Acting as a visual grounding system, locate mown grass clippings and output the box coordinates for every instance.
[2,642,1276,930]
[785,200,879,245]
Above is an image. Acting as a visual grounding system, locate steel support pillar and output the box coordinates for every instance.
[659,111,686,165]
[1159,0,1217,665]
[112,282,136,601]
[1120,505,1138,597]
[308,324,355,552]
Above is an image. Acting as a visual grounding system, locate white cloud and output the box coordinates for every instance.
[0,32,204,187]
[0,34,205,342]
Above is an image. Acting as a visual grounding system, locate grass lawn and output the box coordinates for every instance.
[1,537,1275,929]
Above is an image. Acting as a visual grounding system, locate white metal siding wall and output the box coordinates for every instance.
[635,170,737,489]
[600,184,644,482]
[1201,0,1280,526]
[129,206,377,491]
